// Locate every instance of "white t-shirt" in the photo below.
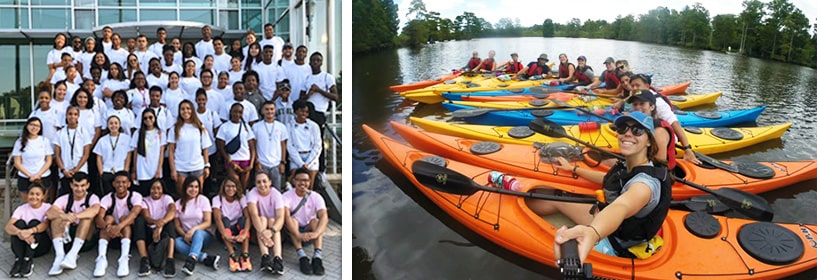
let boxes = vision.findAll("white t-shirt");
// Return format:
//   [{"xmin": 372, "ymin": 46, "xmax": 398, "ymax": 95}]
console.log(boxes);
[
  {"xmin": 101, "ymin": 79, "xmax": 131, "ymax": 109},
  {"xmin": 213, "ymin": 86, "xmax": 233, "ymax": 105},
  {"xmin": 101, "ymin": 40, "xmax": 113, "ymax": 54},
  {"xmin": 180, "ymin": 77, "xmax": 202, "ymax": 98},
  {"xmin": 163, "ymin": 87, "xmax": 186, "ymax": 119},
  {"xmin": 107, "ymin": 48, "xmax": 129, "ymax": 67},
  {"xmin": 80, "ymin": 108, "xmax": 102, "ymax": 136},
  {"xmin": 47, "ymin": 48, "xmax": 67, "ymax": 68},
  {"xmin": 148, "ymin": 42, "xmax": 165, "ymax": 58},
  {"xmin": 255, "ymin": 62, "xmax": 285, "ymax": 101},
  {"xmin": 287, "ymin": 120, "xmax": 321, "ymax": 168},
  {"xmin": 161, "ymin": 63, "xmax": 183, "ymax": 76},
  {"xmin": 134, "ymin": 106, "xmax": 172, "ymax": 135},
  {"xmin": 167, "ymin": 123, "xmax": 212, "ymax": 172},
  {"xmin": 127, "ymin": 87, "xmax": 151, "ymax": 116},
  {"xmin": 253, "ymin": 120, "xmax": 288, "ymax": 167},
  {"xmin": 146, "ymin": 72, "xmax": 169, "ymax": 92},
  {"xmin": 93, "ymin": 133, "xmax": 132, "ymax": 173},
  {"xmin": 220, "ymin": 99, "xmax": 258, "ymax": 123},
  {"xmin": 228, "ymin": 70, "xmax": 245, "ymax": 86},
  {"xmin": 130, "ymin": 128, "xmax": 166, "ymax": 180},
  {"xmin": 304, "ymin": 72, "xmax": 336, "ymax": 112},
  {"xmin": 53, "ymin": 126, "xmax": 93, "ymax": 177},
  {"xmin": 216, "ymin": 121, "xmax": 255, "ymax": 161},
  {"xmin": 212, "ymin": 53, "xmax": 232, "ymax": 74},
  {"xmin": 212, "ymin": 195, "xmax": 247, "ymax": 227},
  {"xmin": 246, "ymin": 188, "xmax": 284, "ymax": 218},
  {"xmin": 196, "ymin": 109, "xmax": 222, "ymax": 156},
  {"xmin": 282, "ymin": 189, "xmax": 326, "ymax": 226},
  {"xmin": 12, "ymin": 137, "xmax": 54, "ymax": 178},
  {"xmin": 258, "ymin": 36, "xmax": 285, "ymax": 62},
  {"xmin": 29, "ymin": 108, "xmax": 63, "ymax": 140},
  {"xmin": 195, "ymin": 40, "xmax": 215, "ymax": 59},
  {"xmin": 78, "ymin": 51, "xmax": 96, "ymax": 80},
  {"xmin": 101, "ymin": 107, "xmax": 136, "ymax": 134},
  {"xmin": 100, "ymin": 191, "xmax": 143, "ymax": 224},
  {"xmin": 134, "ymin": 50, "xmax": 159, "ymax": 76},
  {"xmin": 653, "ymin": 91, "xmax": 679, "ymax": 125},
  {"xmin": 53, "ymin": 193, "xmax": 100, "ymax": 224},
  {"xmin": 282, "ymin": 63, "xmax": 311, "ymax": 101},
  {"xmin": 50, "ymin": 99, "xmax": 69, "ymax": 116},
  {"xmin": 200, "ymin": 88, "xmax": 224, "ymax": 113}
]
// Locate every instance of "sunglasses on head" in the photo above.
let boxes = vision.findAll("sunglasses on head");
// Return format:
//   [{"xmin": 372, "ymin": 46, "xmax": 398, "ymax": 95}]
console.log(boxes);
[{"xmin": 614, "ymin": 124, "xmax": 647, "ymax": 136}]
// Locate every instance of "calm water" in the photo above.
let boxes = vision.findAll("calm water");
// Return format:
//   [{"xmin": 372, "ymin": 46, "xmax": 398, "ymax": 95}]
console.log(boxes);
[{"xmin": 351, "ymin": 37, "xmax": 817, "ymax": 279}]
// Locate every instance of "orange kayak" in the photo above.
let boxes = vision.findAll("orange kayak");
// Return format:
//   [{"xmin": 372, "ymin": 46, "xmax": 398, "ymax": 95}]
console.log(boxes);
[
  {"xmin": 391, "ymin": 121, "xmax": 817, "ymax": 199},
  {"xmin": 658, "ymin": 81, "xmax": 691, "ymax": 95},
  {"xmin": 389, "ymin": 71, "xmax": 462, "ymax": 92},
  {"xmin": 364, "ymin": 124, "xmax": 817, "ymax": 279}
]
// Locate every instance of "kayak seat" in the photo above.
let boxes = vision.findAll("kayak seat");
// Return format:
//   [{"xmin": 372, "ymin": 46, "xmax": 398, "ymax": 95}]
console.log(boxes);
[
  {"xmin": 694, "ymin": 111, "xmax": 722, "ymax": 119},
  {"xmin": 732, "ymin": 161, "xmax": 776, "ymax": 179},
  {"xmin": 529, "ymin": 100, "xmax": 549, "ymax": 107},
  {"xmin": 419, "ymin": 155, "xmax": 447, "ymax": 167},
  {"xmin": 710, "ymin": 128, "xmax": 744, "ymax": 141},
  {"xmin": 684, "ymin": 211, "xmax": 721, "ymax": 238},
  {"xmin": 508, "ymin": 126, "xmax": 535, "ymax": 139},
  {"xmin": 737, "ymin": 222, "xmax": 804, "ymax": 265},
  {"xmin": 530, "ymin": 110, "xmax": 553, "ymax": 117},
  {"xmin": 470, "ymin": 141, "xmax": 501, "ymax": 155},
  {"xmin": 684, "ymin": 127, "xmax": 703, "ymax": 134}
]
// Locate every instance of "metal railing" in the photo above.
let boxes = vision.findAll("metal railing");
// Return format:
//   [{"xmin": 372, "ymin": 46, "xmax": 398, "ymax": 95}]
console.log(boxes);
[
  {"xmin": 3, "ymin": 155, "xmax": 17, "ymax": 241},
  {"xmin": 325, "ymin": 101, "xmax": 342, "ymax": 175}
]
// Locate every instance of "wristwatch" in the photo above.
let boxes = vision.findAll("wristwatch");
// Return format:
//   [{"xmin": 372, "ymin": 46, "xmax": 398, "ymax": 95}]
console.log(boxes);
[{"xmin": 204, "ymin": 163, "xmax": 211, "ymax": 168}]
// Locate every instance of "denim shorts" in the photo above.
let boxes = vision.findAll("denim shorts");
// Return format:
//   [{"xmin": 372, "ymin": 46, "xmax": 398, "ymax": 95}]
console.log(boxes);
[{"xmin": 178, "ymin": 169, "xmax": 204, "ymax": 178}]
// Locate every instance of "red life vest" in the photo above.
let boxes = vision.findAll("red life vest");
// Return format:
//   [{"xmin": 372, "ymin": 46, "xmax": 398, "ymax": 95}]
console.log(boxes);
[
  {"xmin": 507, "ymin": 61, "xmax": 524, "ymax": 74},
  {"xmin": 574, "ymin": 66, "xmax": 593, "ymax": 85},
  {"xmin": 656, "ymin": 119, "xmax": 677, "ymax": 170},
  {"xmin": 525, "ymin": 62, "xmax": 548, "ymax": 77},
  {"xmin": 558, "ymin": 63, "xmax": 574, "ymax": 78},
  {"xmin": 467, "ymin": 58, "xmax": 481, "ymax": 69},
  {"xmin": 602, "ymin": 70, "xmax": 620, "ymax": 89},
  {"xmin": 480, "ymin": 58, "xmax": 495, "ymax": 71}
]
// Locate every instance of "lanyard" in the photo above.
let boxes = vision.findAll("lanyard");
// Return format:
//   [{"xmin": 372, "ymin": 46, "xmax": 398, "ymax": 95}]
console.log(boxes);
[
  {"xmin": 68, "ymin": 128, "xmax": 77, "ymax": 162},
  {"xmin": 264, "ymin": 122, "xmax": 274, "ymax": 141},
  {"xmin": 109, "ymin": 134, "xmax": 121, "ymax": 173}
]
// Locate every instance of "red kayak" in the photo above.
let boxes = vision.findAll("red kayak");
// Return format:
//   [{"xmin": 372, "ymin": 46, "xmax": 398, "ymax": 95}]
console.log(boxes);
[{"xmin": 390, "ymin": 71, "xmax": 462, "ymax": 92}]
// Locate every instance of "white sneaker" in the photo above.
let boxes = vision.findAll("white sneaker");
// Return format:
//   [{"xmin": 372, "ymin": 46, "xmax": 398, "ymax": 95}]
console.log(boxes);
[
  {"xmin": 117, "ymin": 257, "xmax": 130, "ymax": 277},
  {"xmin": 93, "ymin": 256, "xmax": 108, "ymax": 277},
  {"xmin": 48, "ymin": 258, "xmax": 63, "ymax": 276},
  {"xmin": 60, "ymin": 252, "xmax": 78, "ymax": 270}
]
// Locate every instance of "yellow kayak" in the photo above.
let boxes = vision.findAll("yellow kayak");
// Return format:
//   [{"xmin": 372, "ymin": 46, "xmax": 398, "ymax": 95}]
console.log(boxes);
[
  {"xmin": 449, "ymin": 91, "xmax": 722, "ymax": 110},
  {"xmin": 409, "ymin": 116, "xmax": 791, "ymax": 156}
]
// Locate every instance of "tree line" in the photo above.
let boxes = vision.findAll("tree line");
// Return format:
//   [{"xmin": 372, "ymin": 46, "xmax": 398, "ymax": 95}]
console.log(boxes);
[{"xmin": 353, "ymin": 0, "xmax": 817, "ymax": 68}]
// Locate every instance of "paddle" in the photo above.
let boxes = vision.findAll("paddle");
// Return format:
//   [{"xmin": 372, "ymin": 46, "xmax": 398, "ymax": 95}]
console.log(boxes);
[
  {"xmin": 530, "ymin": 87, "xmax": 616, "ymax": 99},
  {"xmin": 412, "ymin": 160, "xmax": 732, "ymax": 214},
  {"xmin": 528, "ymin": 118, "xmax": 774, "ymax": 221},
  {"xmin": 451, "ymin": 106, "xmax": 573, "ymax": 118}
]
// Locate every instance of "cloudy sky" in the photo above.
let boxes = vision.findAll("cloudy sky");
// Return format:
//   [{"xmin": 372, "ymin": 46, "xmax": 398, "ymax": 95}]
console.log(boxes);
[{"xmin": 395, "ymin": 0, "xmax": 817, "ymax": 29}]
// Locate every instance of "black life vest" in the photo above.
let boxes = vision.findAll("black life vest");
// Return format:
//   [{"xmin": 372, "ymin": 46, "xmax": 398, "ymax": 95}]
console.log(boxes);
[
  {"xmin": 64, "ymin": 192, "xmax": 93, "ymax": 214},
  {"xmin": 467, "ymin": 58, "xmax": 481, "ymax": 70},
  {"xmin": 574, "ymin": 66, "xmax": 593, "ymax": 85},
  {"xmin": 105, "ymin": 190, "xmax": 135, "ymax": 216},
  {"xmin": 558, "ymin": 62, "xmax": 574, "ymax": 78},
  {"xmin": 525, "ymin": 62, "xmax": 548, "ymax": 77},
  {"xmin": 507, "ymin": 61, "xmax": 524, "ymax": 74},
  {"xmin": 599, "ymin": 161, "xmax": 672, "ymax": 258},
  {"xmin": 601, "ymin": 70, "xmax": 620, "ymax": 89},
  {"xmin": 480, "ymin": 58, "xmax": 495, "ymax": 71}
]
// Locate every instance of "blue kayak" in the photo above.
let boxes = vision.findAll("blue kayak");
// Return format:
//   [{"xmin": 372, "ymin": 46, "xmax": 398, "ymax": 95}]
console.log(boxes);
[
  {"xmin": 442, "ymin": 83, "xmax": 581, "ymax": 101},
  {"xmin": 442, "ymin": 102, "xmax": 766, "ymax": 127}
]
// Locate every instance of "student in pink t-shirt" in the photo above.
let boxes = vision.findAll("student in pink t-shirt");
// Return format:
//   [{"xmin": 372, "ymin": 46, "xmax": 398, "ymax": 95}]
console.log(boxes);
[
  {"xmin": 247, "ymin": 172, "xmax": 285, "ymax": 275},
  {"xmin": 93, "ymin": 171, "xmax": 144, "ymax": 277},
  {"xmin": 212, "ymin": 177, "xmax": 252, "ymax": 272},
  {"xmin": 45, "ymin": 172, "xmax": 101, "ymax": 276},
  {"xmin": 133, "ymin": 179, "xmax": 177, "ymax": 277},
  {"xmin": 174, "ymin": 176, "xmax": 220, "ymax": 275},
  {"xmin": 5, "ymin": 184, "xmax": 53, "ymax": 278},
  {"xmin": 283, "ymin": 168, "xmax": 328, "ymax": 276}
]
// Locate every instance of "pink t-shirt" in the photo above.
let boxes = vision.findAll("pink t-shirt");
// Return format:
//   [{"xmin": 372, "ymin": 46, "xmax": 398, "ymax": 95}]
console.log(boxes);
[
  {"xmin": 212, "ymin": 195, "xmax": 247, "ymax": 227},
  {"xmin": 246, "ymin": 188, "xmax": 284, "ymax": 219},
  {"xmin": 53, "ymin": 193, "xmax": 100, "ymax": 224},
  {"xmin": 282, "ymin": 189, "xmax": 326, "ymax": 226},
  {"xmin": 100, "ymin": 191, "xmax": 144, "ymax": 224},
  {"xmin": 175, "ymin": 195, "xmax": 212, "ymax": 232},
  {"xmin": 12, "ymin": 202, "xmax": 52, "ymax": 223},
  {"xmin": 143, "ymin": 194, "xmax": 175, "ymax": 228}
]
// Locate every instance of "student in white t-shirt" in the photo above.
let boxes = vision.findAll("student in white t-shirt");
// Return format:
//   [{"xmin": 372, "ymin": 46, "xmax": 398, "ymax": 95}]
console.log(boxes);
[
  {"xmin": 29, "ymin": 88, "xmax": 63, "ymax": 140},
  {"xmin": 5, "ymin": 184, "xmax": 52, "ymax": 278},
  {"xmin": 100, "ymin": 90, "xmax": 136, "ymax": 135},
  {"xmin": 216, "ymin": 103, "xmax": 256, "ymax": 190},
  {"xmin": 287, "ymin": 101, "xmax": 321, "ymax": 189},
  {"xmin": 54, "ymin": 107, "xmax": 93, "ymax": 197},
  {"xmin": 180, "ymin": 60, "xmax": 202, "ymax": 98},
  {"xmin": 134, "ymin": 179, "xmax": 177, "ymax": 277},
  {"xmin": 51, "ymin": 81, "xmax": 70, "ymax": 116},
  {"xmin": 283, "ymin": 168, "xmax": 328, "ymax": 276},
  {"xmin": 254, "ymin": 101, "xmax": 288, "ymax": 192},
  {"xmin": 161, "ymin": 45, "xmax": 183, "ymax": 76},
  {"xmin": 212, "ymin": 37, "xmax": 231, "ymax": 74},
  {"xmin": 174, "ymin": 177, "xmax": 220, "ymax": 275},
  {"xmin": 93, "ymin": 171, "xmax": 144, "ymax": 277},
  {"xmin": 12, "ymin": 117, "xmax": 54, "ymax": 203},
  {"xmin": 127, "ymin": 71, "xmax": 151, "ymax": 117},
  {"xmin": 195, "ymin": 25, "xmax": 215, "ymax": 59},
  {"xmin": 212, "ymin": 177, "xmax": 251, "ymax": 272},
  {"xmin": 301, "ymin": 52, "xmax": 337, "ymax": 174},
  {"xmin": 94, "ymin": 115, "xmax": 132, "ymax": 196},
  {"xmin": 168, "ymin": 100, "xmax": 212, "ymax": 197},
  {"xmin": 163, "ymin": 72, "xmax": 186, "ymax": 119},
  {"xmin": 47, "ymin": 33, "xmax": 70, "ymax": 71},
  {"xmin": 256, "ymin": 45, "xmax": 285, "ymax": 101},
  {"xmin": 227, "ymin": 56, "xmax": 245, "ymax": 85},
  {"xmin": 214, "ymin": 71, "xmax": 233, "ymax": 103},
  {"xmin": 195, "ymin": 89, "xmax": 223, "ymax": 161},
  {"xmin": 45, "ymin": 172, "xmax": 100, "ymax": 276},
  {"xmin": 273, "ymin": 80, "xmax": 296, "ymax": 127},
  {"xmin": 247, "ymin": 172, "xmax": 286, "ymax": 274},
  {"xmin": 146, "ymin": 57, "xmax": 169, "ymax": 92},
  {"xmin": 220, "ymin": 81, "xmax": 258, "ymax": 124},
  {"xmin": 101, "ymin": 62, "xmax": 130, "ymax": 109},
  {"xmin": 131, "ymin": 108, "xmax": 166, "ymax": 197}
]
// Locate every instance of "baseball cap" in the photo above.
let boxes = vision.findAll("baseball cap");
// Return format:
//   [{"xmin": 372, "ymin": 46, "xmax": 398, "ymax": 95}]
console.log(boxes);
[
  {"xmin": 538, "ymin": 53, "xmax": 549, "ymax": 61},
  {"xmin": 627, "ymin": 89, "xmax": 657, "ymax": 105},
  {"xmin": 510, "ymin": 53, "xmax": 518, "ymax": 57},
  {"xmin": 577, "ymin": 55, "xmax": 586, "ymax": 61},
  {"xmin": 614, "ymin": 111, "xmax": 655, "ymax": 136},
  {"xmin": 604, "ymin": 57, "xmax": 615, "ymax": 64},
  {"xmin": 283, "ymin": 42, "xmax": 294, "ymax": 49},
  {"xmin": 631, "ymin": 73, "xmax": 652, "ymax": 85}
]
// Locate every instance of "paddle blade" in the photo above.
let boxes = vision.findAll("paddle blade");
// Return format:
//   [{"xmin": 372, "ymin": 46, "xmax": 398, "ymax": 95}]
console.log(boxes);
[
  {"xmin": 711, "ymin": 188, "xmax": 774, "ymax": 221},
  {"xmin": 695, "ymin": 152, "xmax": 739, "ymax": 173},
  {"xmin": 411, "ymin": 161, "xmax": 480, "ymax": 196},
  {"xmin": 678, "ymin": 195, "xmax": 731, "ymax": 213},
  {"xmin": 529, "ymin": 118, "xmax": 568, "ymax": 138}
]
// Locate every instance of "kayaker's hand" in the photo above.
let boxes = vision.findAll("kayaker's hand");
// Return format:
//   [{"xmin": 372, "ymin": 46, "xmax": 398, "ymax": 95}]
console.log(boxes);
[
  {"xmin": 685, "ymin": 149, "xmax": 701, "ymax": 165},
  {"xmin": 554, "ymin": 225, "xmax": 597, "ymax": 264},
  {"xmin": 554, "ymin": 157, "xmax": 573, "ymax": 171}
]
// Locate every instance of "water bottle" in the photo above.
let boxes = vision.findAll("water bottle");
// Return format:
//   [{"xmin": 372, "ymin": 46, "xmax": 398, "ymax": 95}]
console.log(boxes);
[{"xmin": 487, "ymin": 171, "xmax": 521, "ymax": 191}]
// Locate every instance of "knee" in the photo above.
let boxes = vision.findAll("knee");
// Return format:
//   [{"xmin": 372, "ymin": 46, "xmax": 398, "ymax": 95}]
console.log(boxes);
[{"xmin": 14, "ymin": 219, "xmax": 27, "ymax": 229}]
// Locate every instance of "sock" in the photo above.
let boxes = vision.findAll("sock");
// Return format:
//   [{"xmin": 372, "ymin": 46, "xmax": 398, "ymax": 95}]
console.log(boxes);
[
  {"xmin": 98, "ymin": 239, "xmax": 109, "ymax": 257},
  {"xmin": 52, "ymin": 238, "xmax": 65, "ymax": 259},
  {"xmin": 314, "ymin": 249, "xmax": 322, "ymax": 259},
  {"xmin": 120, "ymin": 238, "xmax": 131, "ymax": 261},
  {"xmin": 67, "ymin": 239, "xmax": 84, "ymax": 257},
  {"xmin": 296, "ymin": 248, "xmax": 306, "ymax": 258}
]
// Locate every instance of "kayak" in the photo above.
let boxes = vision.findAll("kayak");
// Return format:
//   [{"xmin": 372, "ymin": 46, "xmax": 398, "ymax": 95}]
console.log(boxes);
[
  {"xmin": 448, "ymin": 91, "xmax": 722, "ymax": 110},
  {"xmin": 408, "ymin": 116, "xmax": 792, "ymax": 156},
  {"xmin": 442, "ymin": 102, "xmax": 766, "ymax": 127},
  {"xmin": 442, "ymin": 81, "xmax": 692, "ymax": 102},
  {"xmin": 364, "ymin": 124, "xmax": 817, "ymax": 279},
  {"xmin": 390, "ymin": 121, "xmax": 817, "ymax": 199},
  {"xmin": 389, "ymin": 71, "xmax": 462, "ymax": 92}
]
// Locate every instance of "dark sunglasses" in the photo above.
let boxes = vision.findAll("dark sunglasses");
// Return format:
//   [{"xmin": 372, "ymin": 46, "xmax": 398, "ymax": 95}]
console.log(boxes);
[
  {"xmin": 614, "ymin": 124, "xmax": 647, "ymax": 136},
  {"xmin": 617, "ymin": 66, "xmax": 625, "ymax": 70}
]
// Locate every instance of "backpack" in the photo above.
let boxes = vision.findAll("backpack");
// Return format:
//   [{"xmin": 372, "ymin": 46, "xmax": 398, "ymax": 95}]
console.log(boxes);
[
  {"xmin": 65, "ymin": 192, "xmax": 92, "ymax": 214},
  {"xmin": 105, "ymin": 191, "xmax": 135, "ymax": 216}
]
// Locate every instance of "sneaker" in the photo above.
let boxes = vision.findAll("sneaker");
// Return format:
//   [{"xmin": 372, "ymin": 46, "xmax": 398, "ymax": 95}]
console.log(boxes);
[
  {"xmin": 9, "ymin": 258, "xmax": 22, "ymax": 277},
  {"xmin": 19, "ymin": 258, "xmax": 33, "ymax": 278},
  {"xmin": 163, "ymin": 259, "xmax": 176, "ymax": 278},
  {"xmin": 259, "ymin": 254, "xmax": 272, "ymax": 272},
  {"xmin": 48, "ymin": 257, "xmax": 64, "ymax": 276},
  {"xmin": 298, "ymin": 256, "xmax": 312, "ymax": 275},
  {"xmin": 93, "ymin": 256, "xmax": 108, "ymax": 277},
  {"xmin": 240, "ymin": 253, "xmax": 252, "ymax": 272},
  {"xmin": 312, "ymin": 258, "xmax": 325, "ymax": 276},
  {"xmin": 272, "ymin": 256, "xmax": 284, "ymax": 275},
  {"xmin": 60, "ymin": 252, "xmax": 78, "ymax": 270},
  {"xmin": 181, "ymin": 257, "xmax": 196, "ymax": 275},
  {"xmin": 138, "ymin": 257, "xmax": 151, "ymax": 276},
  {"xmin": 117, "ymin": 257, "xmax": 130, "ymax": 277},
  {"xmin": 203, "ymin": 255, "xmax": 220, "ymax": 271},
  {"xmin": 228, "ymin": 254, "xmax": 240, "ymax": 272}
]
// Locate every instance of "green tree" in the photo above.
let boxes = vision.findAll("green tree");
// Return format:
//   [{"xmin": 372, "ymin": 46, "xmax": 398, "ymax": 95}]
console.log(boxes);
[
  {"xmin": 406, "ymin": 0, "xmax": 427, "ymax": 21},
  {"xmin": 382, "ymin": 0, "xmax": 400, "ymax": 37},
  {"xmin": 542, "ymin": 19, "xmax": 555, "ymax": 37},
  {"xmin": 679, "ymin": 3, "xmax": 711, "ymax": 48},
  {"xmin": 352, "ymin": 0, "xmax": 397, "ymax": 53},
  {"xmin": 738, "ymin": 0, "xmax": 764, "ymax": 55},
  {"xmin": 402, "ymin": 19, "xmax": 429, "ymax": 47},
  {"xmin": 610, "ymin": 15, "xmax": 636, "ymax": 40},
  {"xmin": 711, "ymin": 14, "xmax": 739, "ymax": 51}
]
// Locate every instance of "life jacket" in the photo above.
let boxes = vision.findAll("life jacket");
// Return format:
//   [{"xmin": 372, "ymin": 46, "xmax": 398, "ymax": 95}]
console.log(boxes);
[
  {"xmin": 558, "ymin": 62, "xmax": 574, "ymax": 78},
  {"xmin": 64, "ymin": 192, "xmax": 93, "ymax": 214},
  {"xmin": 574, "ymin": 66, "xmax": 593, "ymax": 85},
  {"xmin": 655, "ymin": 119, "xmax": 677, "ymax": 170},
  {"xmin": 480, "ymin": 58, "xmax": 495, "ymax": 71},
  {"xmin": 599, "ymin": 161, "xmax": 672, "ymax": 258},
  {"xmin": 467, "ymin": 58, "xmax": 481, "ymax": 70},
  {"xmin": 525, "ymin": 62, "xmax": 548, "ymax": 77},
  {"xmin": 506, "ymin": 61, "xmax": 524, "ymax": 74},
  {"xmin": 602, "ymin": 70, "xmax": 620, "ymax": 89},
  {"xmin": 105, "ymin": 190, "xmax": 135, "ymax": 216}
]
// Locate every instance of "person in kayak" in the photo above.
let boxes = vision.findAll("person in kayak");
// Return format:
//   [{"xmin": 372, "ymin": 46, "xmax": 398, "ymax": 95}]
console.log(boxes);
[
  {"xmin": 460, "ymin": 51, "xmax": 481, "ymax": 71},
  {"xmin": 474, "ymin": 50, "xmax": 497, "ymax": 72},
  {"xmin": 516, "ymin": 53, "xmax": 553, "ymax": 80},
  {"xmin": 564, "ymin": 55, "xmax": 597, "ymax": 86},
  {"xmin": 531, "ymin": 112, "xmax": 672, "ymax": 263},
  {"xmin": 627, "ymin": 90, "xmax": 677, "ymax": 170},
  {"xmin": 496, "ymin": 53, "xmax": 524, "ymax": 74},
  {"xmin": 590, "ymin": 57, "xmax": 623, "ymax": 95},
  {"xmin": 553, "ymin": 53, "xmax": 575, "ymax": 83}
]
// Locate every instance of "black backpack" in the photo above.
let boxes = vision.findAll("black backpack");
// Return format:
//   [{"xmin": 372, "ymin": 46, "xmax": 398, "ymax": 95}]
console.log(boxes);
[
  {"xmin": 64, "ymin": 192, "xmax": 93, "ymax": 214},
  {"xmin": 105, "ymin": 191, "xmax": 135, "ymax": 216}
]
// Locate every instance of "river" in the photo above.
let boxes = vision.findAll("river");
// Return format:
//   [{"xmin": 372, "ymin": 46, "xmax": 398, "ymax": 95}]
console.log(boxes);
[{"xmin": 351, "ymin": 37, "xmax": 817, "ymax": 279}]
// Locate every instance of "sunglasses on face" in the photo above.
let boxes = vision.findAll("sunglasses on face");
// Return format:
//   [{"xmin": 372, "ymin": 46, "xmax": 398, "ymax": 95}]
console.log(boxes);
[
  {"xmin": 617, "ymin": 66, "xmax": 625, "ymax": 70},
  {"xmin": 614, "ymin": 124, "xmax": 647, "ymax": 136}
]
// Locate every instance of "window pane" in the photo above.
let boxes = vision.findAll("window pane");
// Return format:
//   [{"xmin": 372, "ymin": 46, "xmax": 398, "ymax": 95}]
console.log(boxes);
[
  {"xmin": 216, "ymin": 0, "xmax": 238, "ymax": 9},
  {"xmin": 99, "ymin": 9, "xmax": 137, "ymax": 25},
  {"xmin": 99, "ymin": 0, "xmax": 136, "ymax": 7},
  {"xmin": 30, "ymin": 0, "xmax": 69, "ymax": 5},
  {"xmin": 241, "ymin": 8, "xmax": 260, "ymax": 32},
  {"xmin": 140, "ymin": 0, "xmax": 177, "ymax": 8},
  {"xmin": 180, "ymin": 0, "xmax": 213, "ymax": 7},
  {"xmin": 139, "ymin": 9, "xmax": 176, "ymax": 21},
  {"xmin": 0, "ymin": 44, "xmax": 34, "ymax": 120},
  {"xmin": 74, "ymin": 0, "xmax": 93, "ymax": 7},
  {"xmin": 218, "ymin": 10, "xmax": 238, "ymax": 30},
  {"xmin": 75, "ymin": 10, "xmax": 94, "ymax": 29},
  {"xmin": 0, "ymin": 8, "xmax": 22, "ymax": 28},
  {"xmin": 240, "ymin": 0, "xmax": 259, "ymax": 8},
  {"xmin": 180, "ymin": 9, "xmax": 214, "ymax": 25},
  {"xmin": 275, "ymin": 12, "xmax": 289, "ymax": 41},
  {"xmin": 31, "ymin": 8, "xmax": 71, "ymax": 29}
]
